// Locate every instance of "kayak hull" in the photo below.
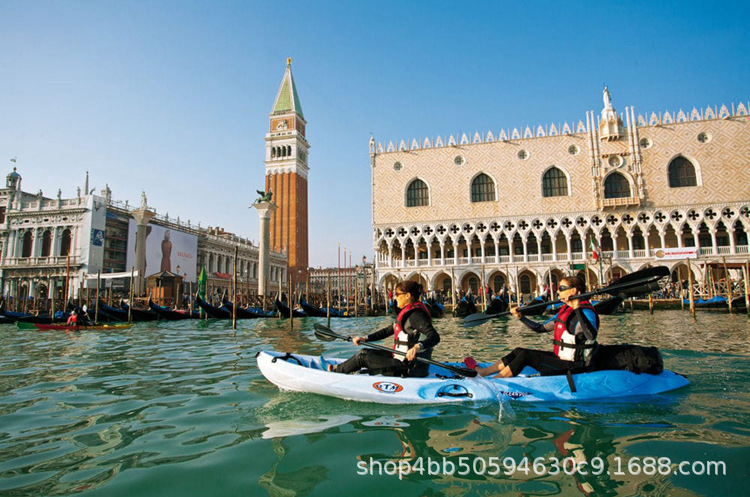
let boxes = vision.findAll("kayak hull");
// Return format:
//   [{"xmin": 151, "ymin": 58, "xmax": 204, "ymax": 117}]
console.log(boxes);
[
  {"xmin": 17, "ymin": 322, "xmax": 134, "ymax": 332},
  {"xmin": 256, "ymin": 350, "xmax": 689, "ymax": 405}
]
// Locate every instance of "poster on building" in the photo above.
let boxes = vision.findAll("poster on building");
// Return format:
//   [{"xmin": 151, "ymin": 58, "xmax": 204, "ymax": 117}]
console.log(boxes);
[
  {"xmin": 653, "ymin": 247, "xmax": 698, "ymax": 261},
  {"xmin": 125, "ymin": 220, "xmax": 198, "ymax": 282}
]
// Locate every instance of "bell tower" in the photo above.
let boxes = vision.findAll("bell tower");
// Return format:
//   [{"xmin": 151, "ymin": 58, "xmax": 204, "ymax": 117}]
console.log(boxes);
[{"xmin": 265, "ymin": 58, "xmax": 309, "ymax": 283}]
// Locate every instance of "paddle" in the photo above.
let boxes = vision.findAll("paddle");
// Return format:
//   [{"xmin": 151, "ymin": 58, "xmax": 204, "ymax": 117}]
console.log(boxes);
[
  {"xmin": 313, "ymin": 323, "xmax": 478, "ymax": 378},
  {"xmin": 462, "ymin": 266, "xmax": 670, "ymax": 328}
]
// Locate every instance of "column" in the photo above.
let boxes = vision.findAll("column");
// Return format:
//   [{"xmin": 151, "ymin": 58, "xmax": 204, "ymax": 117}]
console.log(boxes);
[
  {"xmin": 494, "ymin": 239, "xmax": 500, "ymax": 264},
  {"xmin": 710, "ymin": 229, "xmax": 718, "ymax": 255},
  {"xmin": 522, "ymin": 235, "xmax": 528, "ymax": 263},
  {"xmin": 566, "ymin": 234, "xmax": 572, "ymax": 261},
  {"xmin": 480, "ymin": 238, "xmax": 486, "ymax": 264},
  {"xmin": 426, "ymin": 240, "xmax": 432, "ymax": 267},
  {"xmin": 440, "ymin": 242, "xmax": 445, "ymax": 266},
  {"xmin": 400, "ymin": 245, "xmax": 406, "ymax": 268},
  {"xmin": 627, "ymin": 234, "xmax": 634, "ymax": 259},
  {"xmin": 131, "ymin": 209, "xmax": 156, "ymax": 294},
  {"xmin": 552, "ymin": 235, "xmax": 558, "ymax": 262},
  {"xmin": 253, "ymin": 200, "xmax": 277, "ymax": 297}
]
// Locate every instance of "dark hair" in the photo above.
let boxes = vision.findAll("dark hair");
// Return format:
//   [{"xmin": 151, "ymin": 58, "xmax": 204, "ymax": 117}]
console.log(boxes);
[
  {"xmin": 396, "ymin": 280, "xmax": 422, "ymax": 301},
  {"xmin": 561, "ymin": 276, "xmax": 585, "ymax": 293}
]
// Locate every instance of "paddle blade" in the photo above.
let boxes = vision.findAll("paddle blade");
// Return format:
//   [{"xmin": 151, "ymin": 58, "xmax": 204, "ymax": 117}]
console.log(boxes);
[
  {"xmin": 463, "ymin": 312, "xmax": 507, "ymax": 328},
  {"xmin": 313, "ymin": 328, "xmax": 337, "ymax": 342},
  {"xmin": 313, "ymin": 323, "xmax": 350, "ymax": 342},
  {"xmin": 616, "ymin": 265, "xmax": 669, "ymax": 284}
]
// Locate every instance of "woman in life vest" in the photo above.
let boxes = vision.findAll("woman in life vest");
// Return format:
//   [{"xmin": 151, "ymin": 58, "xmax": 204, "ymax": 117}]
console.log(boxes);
[
  {"xmin": 466, "ymin": 276, "xmax": 599, "ymax": 378},
  {"xmin": 329, "ymin": 280, "xmax": 440, "ymax": 377}
]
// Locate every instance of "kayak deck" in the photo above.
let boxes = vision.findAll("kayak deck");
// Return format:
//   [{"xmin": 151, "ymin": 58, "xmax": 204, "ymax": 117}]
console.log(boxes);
[{"xmin": 256, "ymin": 350, "xmax": 689, "ymax": 405}]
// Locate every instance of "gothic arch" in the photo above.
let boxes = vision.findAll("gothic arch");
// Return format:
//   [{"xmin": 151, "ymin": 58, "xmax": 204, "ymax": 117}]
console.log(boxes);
[
  {"xmin": 602, "ymin": 170, "xmax": 635, "ymax": 199},
  {"xmin": 469, "ymin": 172, "xmax": 497, "ymax": 202},
  {"xmin": 666, "ymin": 154, "xmax": 701, "ymax": 187},
  {"xmin": 405, "ymin": 177, "xmax": 430, "ymax": 207},
  {"xmin": 541, "ymin": 165, "xmax": 570, "ymax": 197}
]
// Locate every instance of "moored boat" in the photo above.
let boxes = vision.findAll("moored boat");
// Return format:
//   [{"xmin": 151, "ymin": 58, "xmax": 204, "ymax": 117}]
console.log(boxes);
[
  {"xmin": 424, "ymin": 299, "xmax": 445, "ymax": 319},
  {"xmin": 453, "ymin": 298, "xmax": 477, "ymax": 318},
  {"xmin": 148, "ymin": 300, "xmax": 198, "ymax": 320},
  {"xmin": 299, "ymin": 299, "xmax": 348, "ymax": 318},
  {"xmin": 119, "ymin": 301, "xmax": 159, "ymax": 321},
  {"xmin": 195, "ymin": 296, "xmax": 232, "ymax": 319},
  {"xmin": 256, "ymin": 350, "xmax": 689, "ymax": 404},
  {"xmin": 222, "ymin": 300, "xmax": 277, "ymax": 319},
  {"xmin": 275, "ymin": 298, "xmax": 306, "ymax": 318}
]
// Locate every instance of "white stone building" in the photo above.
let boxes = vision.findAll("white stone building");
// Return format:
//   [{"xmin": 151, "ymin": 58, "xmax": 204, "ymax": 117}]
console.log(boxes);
[{"xmin": 370, "ymin": 89, "xmax": 750, "ymax": 299}]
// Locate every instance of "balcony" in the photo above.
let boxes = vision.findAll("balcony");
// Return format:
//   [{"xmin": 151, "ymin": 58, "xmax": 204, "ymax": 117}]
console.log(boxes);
[
  {"xmin": 2, "ymin": 256, "xmax": 79, "ymax": 268},
  {"xmin": 602, "ymin": 196, "xmax": 639, "ymax": 208}
]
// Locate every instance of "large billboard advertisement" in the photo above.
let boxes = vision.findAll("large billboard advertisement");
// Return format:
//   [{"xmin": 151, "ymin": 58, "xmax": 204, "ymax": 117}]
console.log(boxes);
[{"xmin": 125, "ymin": 221, "xmax": 198, "ymax": 282}]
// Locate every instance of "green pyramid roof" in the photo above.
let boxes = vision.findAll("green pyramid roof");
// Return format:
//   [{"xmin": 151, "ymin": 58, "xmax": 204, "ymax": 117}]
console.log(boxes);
[{"xmin": 272, "ymin": 61, "xmax": 304, "ymax": 119}]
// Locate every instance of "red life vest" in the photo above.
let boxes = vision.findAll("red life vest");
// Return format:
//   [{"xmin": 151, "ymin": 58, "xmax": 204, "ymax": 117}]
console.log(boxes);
[
  {"xmin": 552, "ymin": 301, "xmax": 598, "ymax": 361},
  {"xmin": 393, "ymin": 302, "xmax": 431, "ymax": 360}
]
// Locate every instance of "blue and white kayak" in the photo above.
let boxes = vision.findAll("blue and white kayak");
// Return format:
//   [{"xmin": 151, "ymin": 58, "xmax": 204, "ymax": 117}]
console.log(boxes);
[{"xmin": 256, "ymin": 350, "xmax": 689, "ymax": 405}]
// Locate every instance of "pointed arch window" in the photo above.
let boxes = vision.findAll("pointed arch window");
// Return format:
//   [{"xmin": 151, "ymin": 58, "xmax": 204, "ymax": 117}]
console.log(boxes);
[
  {"xmin": 603, "ymin": 172, "xmax": 631, "ymax": 198},
  {"xmin": 542, "ymin": 167, "xmax": 568, "ymax": 197},
  {"xmin": 668, "ymin": 156, "xmax": 697, "ymax": 187},
  {"xmin": 471, "ymin": 174, "xmax": 495, "ymax": 202},
  {"xmin": 406, "ymin": 179, "xmax": 429, "ymax": 207}
]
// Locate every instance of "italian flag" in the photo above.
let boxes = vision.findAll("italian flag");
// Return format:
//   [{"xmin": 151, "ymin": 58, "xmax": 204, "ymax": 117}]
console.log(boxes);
[{"xmin": 590, "ymin": 238, "xmax": 600, "ymax": 261}]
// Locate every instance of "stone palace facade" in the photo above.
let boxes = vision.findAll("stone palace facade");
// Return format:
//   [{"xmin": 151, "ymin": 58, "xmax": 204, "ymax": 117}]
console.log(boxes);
[{"xmin": 370, "ymin": 88, "xmax": 750, "ymax": 298}]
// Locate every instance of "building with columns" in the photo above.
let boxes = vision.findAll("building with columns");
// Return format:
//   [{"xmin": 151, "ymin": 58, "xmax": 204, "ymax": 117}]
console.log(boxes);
[
  {"xmin": 264, "ymin": 58, "xmax": 310, "ymax": 284},
  {"xmin": 370, "ymin": 89, "xmax": 750, "ymax": 299},
  {"xmin": 0, "ymin": 168, "xmax": 287, "ymax": 307}
]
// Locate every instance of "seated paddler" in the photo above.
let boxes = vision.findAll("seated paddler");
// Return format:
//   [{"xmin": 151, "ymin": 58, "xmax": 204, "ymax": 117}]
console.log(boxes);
[
  {"xmin": 465, "ymin": 276, "xmax": 599, "ymax": 378},
  {"xmin": 329, "ymin": 280, "xmax": 440, "ymax": 377}
]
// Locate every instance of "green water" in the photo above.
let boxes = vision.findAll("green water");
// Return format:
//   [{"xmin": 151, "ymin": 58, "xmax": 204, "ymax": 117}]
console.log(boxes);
[{"xmin": 0, "ymin": 311, "xmax": 748, "ymax": 496}]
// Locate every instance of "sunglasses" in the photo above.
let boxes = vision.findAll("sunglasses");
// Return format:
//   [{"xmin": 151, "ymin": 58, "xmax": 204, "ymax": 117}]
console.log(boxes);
[
  {"xmin": 395, "ymin": 292, "xmax": 408, "ymax": 297},
  {"xmin": 557, "ymin": 285, "xmax": 573, "ymax": 291}
]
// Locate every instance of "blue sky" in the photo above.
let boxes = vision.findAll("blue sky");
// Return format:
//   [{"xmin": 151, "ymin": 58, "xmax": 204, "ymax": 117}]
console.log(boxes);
[{"xmin": 1, "ymin": 0, "xmax": 748, "ymax": 267}]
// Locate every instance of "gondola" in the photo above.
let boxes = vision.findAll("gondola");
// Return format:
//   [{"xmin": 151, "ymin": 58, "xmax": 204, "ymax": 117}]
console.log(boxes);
[
  {"xmin": 119, "ymin": 301, "xmax": 159, "ymax": 321},
  {"xmin": 485, "ymin": 297, "xmax": 509, "ymax": 315},
  {"xmin": 518, "ymin": 296, "xmax": 549, "ymax": 316},
  {"xmin": 195, "ymin": 296, "xmax": 232, "ymax": 319},
  {"xmin": 98, "ymin": 302, "xmax": 129, "ymax": 321},
  {"xmin": 682, "ymin": 295, "xmax": 747, "ymax": 311},
  {"xmin": 148, "ymin": 300, "xmax": 199, "ymax": 320},
  {"xmin": 299, "ymin": 299, "xmax": 348, "ymax": 318},
  {"xmin": 423, "ymin": 299, "xmax": 445, "ymax": 319},
  {"xmin": 222, "ymin": 300, "xmax": 277, "ymax": 319},
  {"xmin": 275, "ymin": 298, "xmax": 306, "ymax": 318},
  {"xmin": 453, "ymin": 298, "xmax": 478, "ymax": 318}
]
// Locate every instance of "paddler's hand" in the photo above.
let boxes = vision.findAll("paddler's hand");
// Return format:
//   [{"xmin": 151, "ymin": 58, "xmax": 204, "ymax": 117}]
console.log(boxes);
[
  {"xmin": 510, "ymin": 305, "xmax": 522, "ymax": 319},
  {"xmin": 405, "ymin": 343, "xmax": 421, "ymax": 361},
  {"xmin": 352, "ymin": 336, "xmax": 366, "ymax": 346}
]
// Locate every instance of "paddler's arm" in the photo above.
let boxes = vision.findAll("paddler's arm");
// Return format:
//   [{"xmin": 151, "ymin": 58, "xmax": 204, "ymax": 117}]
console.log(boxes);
[
  {"xmin": 406, "ymin": 312, "xmax": 440, "ymax": 350},
  {"xmin": 573, "ymin": 308, "xmax": 598, "ymax": 341},
  {"xmin": 510, "ymin": 305, "xmax": 554, "ymax": 333},
  {"xmin": 353, "ymin": 324, "xmax": 394, "ymax": 345}
]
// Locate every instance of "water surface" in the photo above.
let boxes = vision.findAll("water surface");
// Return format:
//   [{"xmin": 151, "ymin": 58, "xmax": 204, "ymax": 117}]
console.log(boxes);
[{"xmin": 1, "ymin": 310, "xmax": 748, "ymax": 496}]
